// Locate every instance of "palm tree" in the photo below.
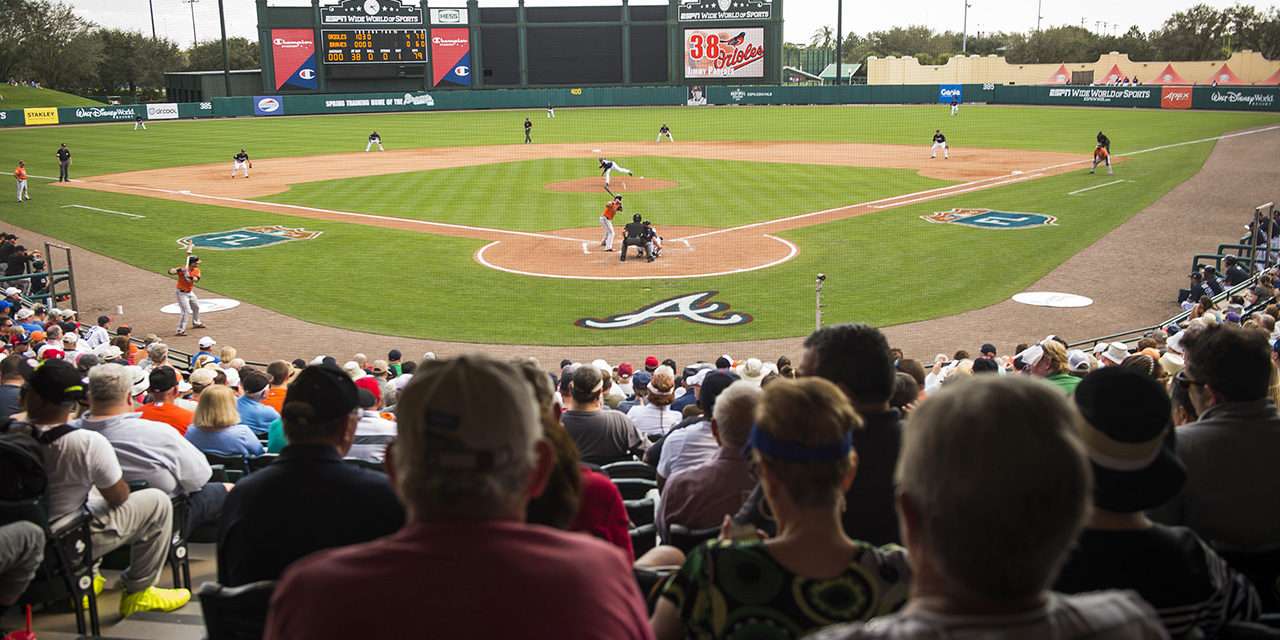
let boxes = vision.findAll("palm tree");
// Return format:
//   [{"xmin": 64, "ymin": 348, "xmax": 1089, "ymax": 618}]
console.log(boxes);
[{"xmin": 811, "ymin": 25, "xmax": 835, "ymax": 49}]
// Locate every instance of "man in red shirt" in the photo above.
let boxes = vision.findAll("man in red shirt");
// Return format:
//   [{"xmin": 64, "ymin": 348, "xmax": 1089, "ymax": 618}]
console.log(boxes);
[
  {"xmin": 265, "ymin": 355, "xmax": 653, "ymax": 640},
  {"xmin": 138, "ymin": 368, "xmax": 193, "ymax": 435}
]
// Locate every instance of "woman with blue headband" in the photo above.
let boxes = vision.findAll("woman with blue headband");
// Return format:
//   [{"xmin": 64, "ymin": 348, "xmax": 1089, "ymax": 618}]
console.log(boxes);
[{"xmin": 651, "ymin": 377, "xmax": 912, "ymax": 640}]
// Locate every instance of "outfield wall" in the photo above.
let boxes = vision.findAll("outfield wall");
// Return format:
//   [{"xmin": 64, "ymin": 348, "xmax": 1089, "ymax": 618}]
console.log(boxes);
[{"xmin": 3, "ymin": 84, "xmax": 1277, "ymax": 127}]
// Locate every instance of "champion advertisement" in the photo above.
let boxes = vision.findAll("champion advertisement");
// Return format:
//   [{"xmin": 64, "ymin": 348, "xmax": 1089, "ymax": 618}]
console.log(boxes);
[
  {"xmin": 684, "ymin": 28, "xmax": 765, "ymax": 79},
  {"xmin": 430, "ymin": 28, "xmax": 472, "ymax": 87},
  {"xmin": 272, "ymin": 28, "xmax": 318, "ymax": 90}
]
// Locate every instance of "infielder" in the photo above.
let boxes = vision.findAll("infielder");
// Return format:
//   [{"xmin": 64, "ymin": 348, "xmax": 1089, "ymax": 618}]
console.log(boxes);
[
  {"xmin": 134, "ymin": 114, "xmax": 146, "ymax": 130},
  {"xmin": 949, "ymin": 99, "xmax": 959, "ymax": 116},
  {"xmin": 524, "ymin": 118, "xmax": 532, "ymax": 144},
  {"xmin": 1091, "ymin": 131, "xmax": 1113, "ymax": 175},
  {"xmin": 169, "ymin": 254, "xmax": 205, "ymax": 335},
  {"xmin": 598, "ymin": 158, "xmax": 633, "ymax": 186},
  {"xmin": 930, "ymin": 130, "xmax": 949, "ymax": 159},
  {"xmin": 656, "ymin": 124, "xmax": 674, "ymax": 143},
  {"xmin": 366, "ymin": 131, "xmax": 384, "ymax": 152},
  {"xmin": 600, "ymin": 195, "xmax": 622, "ymax": 252},
  {"xmin": 13, "ymin": 161, "xmax": 29, "ymax": 203},
  {"xmin": 231, "ymin": 149, "xmax": 252, "ymax": 178}
]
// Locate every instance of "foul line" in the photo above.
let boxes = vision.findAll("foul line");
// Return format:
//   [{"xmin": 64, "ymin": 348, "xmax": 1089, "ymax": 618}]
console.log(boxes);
[
  {"xmin": 673, "ymin": 124, "xmax": 1280, "ymax": 242},
  {"xmin": 580, "ymin": 241, "xmax": 589, "ymax": 255},
  {"xmin": 69, "ymin": 180, "xmax": 583, "ymax": 244},
  {"xmin": 60, "ymin": 204, "xmax": 144, "ymax": 219},
  {"xmin": 474, "ymin": 234, "xmax": 799, "ymax": 281},
  {"xmin": 871, "ymin": 173, "xmax": 1044, "ymax": 209},
  {"xmin": 1068, "ymin": 180, "xmax": 1127, "ymax": 196}
]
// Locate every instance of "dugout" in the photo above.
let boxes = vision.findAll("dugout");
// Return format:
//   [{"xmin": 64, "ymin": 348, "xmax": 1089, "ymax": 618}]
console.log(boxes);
[{"xmin": 255, "ymin": 0, "xmax": 783, "ymax": 95}]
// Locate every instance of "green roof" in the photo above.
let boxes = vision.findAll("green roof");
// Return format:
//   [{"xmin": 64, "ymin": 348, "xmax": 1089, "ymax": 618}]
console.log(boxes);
[{"xmin": 819, "ymin": 63, "xmax": 862, "ymax": 80}]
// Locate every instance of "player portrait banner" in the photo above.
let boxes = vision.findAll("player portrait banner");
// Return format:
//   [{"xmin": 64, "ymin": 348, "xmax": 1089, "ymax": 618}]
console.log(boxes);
[
  {"xmin": 431, "ymin": 28, "xmax": 472, "ymax": 87},
  {"xmin": 687, "ymin": 85, "xmax": 707, "ymax": 106},
  {"xmin": 678, "ymin": 0, "xmax": 772, "ymax": 22},
  {"xmin": 272, "ymin": 28, "xmax": 318, "ymax": 90},
  {"xmin": 684, "ymin": 28, "xmax": 765, "ymax": 79},
  {"xmin": 320, "ymin": 0, "xmax": 422, "ymax": 25}
]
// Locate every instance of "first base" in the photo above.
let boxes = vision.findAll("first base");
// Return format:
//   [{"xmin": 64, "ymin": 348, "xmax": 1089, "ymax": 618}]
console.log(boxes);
[
  {"xmin": 591, "ymin": 148, "xmax": 602, "ymax": 153},
  {"xmin": 1011, "ymin": 170, "xmax": 1024, "ymax": 175}
]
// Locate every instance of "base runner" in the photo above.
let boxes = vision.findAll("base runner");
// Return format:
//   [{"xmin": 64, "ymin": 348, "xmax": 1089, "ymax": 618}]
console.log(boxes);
[
  {"xmin": 1091, "ymin": 131, "xmax": 1113, "ymax": 175},
  {"xmin": 231, "ymin": 149, "xmax": 252, "ymax": 178},
  {"xmin": 169, "ymin": 254, "xmax": 205, "ymax": 336},
  {"xmin": 365, "ymin": 131, "xmax": 384, "ymax": 152},
  {"xmin": 600, "ymin": 196, "xmax": 622, "ymax": 252},
  {"xmin": 656, "ymin": 124, "xmax": 674, "ymax": 143},
  {"xmin": 930, "ymin": 130, "xmax": 949, "ymax": 159},
  {"xmin": 599, "ymin": 158, "xmax": 633, "ymax": 186}
]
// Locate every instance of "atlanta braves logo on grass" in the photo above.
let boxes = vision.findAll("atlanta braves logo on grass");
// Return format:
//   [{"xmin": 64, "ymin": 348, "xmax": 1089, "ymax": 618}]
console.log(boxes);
[
  {"xmin": 922, "ymin": 208, "xmax": 1057, "ymax": 230},
  {"xmin": 576, "ymin": 291, "xmax": 753, "ymax": 329},
  {"xmin": 178, "ymin": 225, "xmax": 322, "ymax": 251}
]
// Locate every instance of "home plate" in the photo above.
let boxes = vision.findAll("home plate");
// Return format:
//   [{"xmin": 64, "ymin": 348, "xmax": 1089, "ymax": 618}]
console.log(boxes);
[
  {"xmin": 160, "ymin": 298, "xmax": 241, "ymax": 314},
  {"xmin": 1012, "ymin": 292, "xmax": 1093, "ymax": 308}
]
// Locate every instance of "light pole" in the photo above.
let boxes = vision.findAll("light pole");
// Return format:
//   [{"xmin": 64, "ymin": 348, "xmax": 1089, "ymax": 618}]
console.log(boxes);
[
  {"xmin": 184, "ymin": 0, "xmax": 199, "ymax": 45},
  {"xmin": 835, "ymin": 0, "xmax": 842, "ymax": 85},
  {"xmin": 962, "ymin": 0, "xmax": 972, "ymax": 54},
  {"xmin": 1036, "ymin": 0, "xmax": 1043, "ymax": 31},
  {"xmin": 148, "ymin": 0, "xmax": 157, "ymax": 39},
  {"xmin": 218, "ymin": 0, "xmax": 231, "ymax": 97}
]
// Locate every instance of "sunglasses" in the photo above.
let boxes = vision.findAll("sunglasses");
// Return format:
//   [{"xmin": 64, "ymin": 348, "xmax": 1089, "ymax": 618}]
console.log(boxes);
[{"xmin": 1174, "ymin": 370, "xmax": 1205, "ymax": 390}]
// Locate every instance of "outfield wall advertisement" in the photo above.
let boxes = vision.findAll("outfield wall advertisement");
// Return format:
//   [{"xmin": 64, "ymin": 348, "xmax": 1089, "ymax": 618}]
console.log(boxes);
[
  {"xmin": 430, "ymin": 29, "xmax": 472, "ymax": 88},
  {"xmin": 271, "ymin": 28, "xmax": 319, "ymax": 91},
  {"xmin": 684, "ymin": 28, "xmax": 765, "ymax": 78},
  {"xmin": 1194, "ymin": 87, "xmax": 1280, "ymax": 111},
  {"xmin": 994, "ymin": 85, "xmax": 1160, "ymax": 108}
]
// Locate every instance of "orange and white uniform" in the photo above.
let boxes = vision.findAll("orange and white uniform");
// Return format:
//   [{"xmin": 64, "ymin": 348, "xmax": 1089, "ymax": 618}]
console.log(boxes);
[
  {"xmin": 172, "ymin": 263, "xmax": 202, "ymax": 333},
  {"xmin": 1091, "ymin": 146, "xmax": 1112, "ymax": 175},
  {"xmin": 14, "ymin": 164, "xmax": 29, "ymax": 202},
  {"xmin": 600, "ymin": 199, "xmax": 622, "ymax": 251}
]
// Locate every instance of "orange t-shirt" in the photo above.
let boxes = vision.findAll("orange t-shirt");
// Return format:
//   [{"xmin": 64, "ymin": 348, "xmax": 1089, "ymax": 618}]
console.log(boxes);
[
  {"xmin": 263, "ymin": 386, "xmax": 287, "ymax": 414},
  {"xmin": 139, "ymin": 402, "xmax": 194, "ymax": 436},
  {"xmin": 176, "ymin": 266, "xmax": 200, "ymax": 293},
  {"xmin": 14, "ymin": 167, "xmax": 27, "ymax": 181},
  {"xmin": 603, "ymin": 201, "xmax": 621, "ymax": 221}
]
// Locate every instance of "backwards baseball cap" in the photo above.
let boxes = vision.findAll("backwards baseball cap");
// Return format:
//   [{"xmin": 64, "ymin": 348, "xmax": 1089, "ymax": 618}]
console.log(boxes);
[
  {"xmin": 28, "ymin": 359, "xmax": 85, "ymax": 404},
  {"xmin": 240, "ymin": 368, "xmax": 270, "ymax": 394},
  {"xmin": 283, "ymin": 364, "xmax": 359, "ymax": 428},
  {"xmin": 396, "ymin": 355, "xmax": 539, "ymax": 472},
  {"xmin": 617, "ymin": 362, "xmax": 634, "ymax": 377},
  {"xmin": 1074, "ymin": 367, "xmax": 1185, "ymax": 513}
]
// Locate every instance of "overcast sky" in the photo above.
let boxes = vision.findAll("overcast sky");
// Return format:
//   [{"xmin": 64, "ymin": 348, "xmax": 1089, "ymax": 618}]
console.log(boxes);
[{"xmin": 64, "ymin": 0, "xmax": 1279, "ymax": 49}]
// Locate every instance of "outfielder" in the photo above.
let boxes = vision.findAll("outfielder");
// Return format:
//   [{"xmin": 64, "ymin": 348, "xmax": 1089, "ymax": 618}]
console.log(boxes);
[
  {"xmin": 13, "ymin": 161, "xmax": 29, "ymax": 203},
  {"xmin": 366, "ymin": 131, "xmax": 384, "ymax": 152},
  {"xmin": 546, "ymin": 104, "xmax": 555, "ymax": 118},
  {"xmin": 169, "ymin": 254, "xmax": 205, "ymax": 336},
  {"xmin": 231, "ymin": 149, "xmax": 251, "ymax": 178},
  {"xmin": 949, "ymin": 99, "xmax": 959, "ymax": 116},
  {"xmin": 656, "ymin": 124, "xmax": 674, "ymax": 143},
  {"xmin": 134, "ymin": 114, "xmax": 146, "ymax": 130},
  {"xmin": 930, "ymin": 130, "xmax": 949, "ymax": 159},
  {"xmin": 1091, "ymin": 131, "xmax": 1112, "ymax": 175},
  {"xmin": 599, "ymin": 158, "xmax": 633, "ymax": 186},
  {"xmin": 524, "ymin": 118, "xmax": 532, "ymax": 144},
  {"xmin": 600, "ymin": 195, "xmax": 622, "ymax": 252}
]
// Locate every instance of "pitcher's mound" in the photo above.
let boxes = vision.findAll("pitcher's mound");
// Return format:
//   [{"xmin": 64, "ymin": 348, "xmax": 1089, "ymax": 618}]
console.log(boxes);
[{"xmin": 545, "ymin": 177, "xmax": 679, "ymax": 193}]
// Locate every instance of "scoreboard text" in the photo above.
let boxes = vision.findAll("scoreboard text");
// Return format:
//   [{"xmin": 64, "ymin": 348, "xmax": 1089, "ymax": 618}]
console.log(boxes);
[{"xmin": 323, "ymin": 29, "xmax": 427, "ymax": 64}]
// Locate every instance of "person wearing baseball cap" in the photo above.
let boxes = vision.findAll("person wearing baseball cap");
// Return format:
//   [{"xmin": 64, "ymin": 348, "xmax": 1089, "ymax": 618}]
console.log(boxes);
[
  {"xmin": 22, "ymin": 359, "xmax": 193, "ymax": 616},
  {"xmin": 264, "ymin": 354, "xmax": 652, "ymax": 638},
  {"xmin": 169, "ymin": 254, "xmax": 204, "ymax": 336},
  {"xmin": 217, "ymin": 364, "xmax": 405, "ymax": 588},
  {"xmin": 137, "ymin": 366, "xmax": 194, "ymax": 435},
  {"xmin": 561, "ymin": 364, "xmax": 647, "ymax": 465},
  {"xmin": 644, "ymin": 355, "xmax": 660, "ymax": 374},
  {"xmin": 188, "ymin": 336, "xmax": 220, "ymax": 369},
  {"xmin": 1054, "ymin": 368, "xmax": 1260, "ymax": 637},
  {"xmin": 236, "ymin": 367, "xmax": 280, "ymax": 436}
]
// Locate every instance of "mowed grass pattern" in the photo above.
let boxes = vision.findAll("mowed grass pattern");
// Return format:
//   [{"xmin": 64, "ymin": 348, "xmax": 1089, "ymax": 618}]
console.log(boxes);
[
  {"xmin": 0, "ymin": 105, "xmax": 1275, "ymax": 344},
  {"xmin": 261, "ymin": 158, "xmax": 951, "ymax": 231}
]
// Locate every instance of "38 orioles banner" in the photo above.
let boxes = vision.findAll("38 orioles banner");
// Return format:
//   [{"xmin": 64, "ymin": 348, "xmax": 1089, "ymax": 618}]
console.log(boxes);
[{"xmin": 684, "ymin": 28, "xmax": 764, "ymax": 78}]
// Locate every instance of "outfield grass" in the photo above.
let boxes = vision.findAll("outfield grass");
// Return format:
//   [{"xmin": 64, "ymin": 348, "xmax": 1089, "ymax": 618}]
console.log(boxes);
[
  {"xmin": 0, "ymin": 85, "xmax": 102, "ymax": 109},
  {"xmin": 261, "ymin": 158, "xmax": 951, "ymax": 231},
  {"xmin": 0, "ymin": 105, "xmax": 1274, "ymax": 345}
]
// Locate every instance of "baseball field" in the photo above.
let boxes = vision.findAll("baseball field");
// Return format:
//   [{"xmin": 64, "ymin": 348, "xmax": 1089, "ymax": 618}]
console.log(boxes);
[{"xmin": 1, "ymin": 104, "xmax": 1278, "ymax": 349}]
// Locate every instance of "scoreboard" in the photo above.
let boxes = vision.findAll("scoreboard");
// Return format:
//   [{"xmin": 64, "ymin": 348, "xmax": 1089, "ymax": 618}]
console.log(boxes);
[{"xmin": 323, "ymin": 29, "xmax": 427, "ymax": 64}]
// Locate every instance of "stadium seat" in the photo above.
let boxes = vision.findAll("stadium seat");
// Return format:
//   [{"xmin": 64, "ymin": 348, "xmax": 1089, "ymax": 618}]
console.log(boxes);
[
  {"xmin": 100, "ymin": 484, "xmax": 192, "ymax": 590},
  {"xmin": 602, "ymin": 460, "xmax": 657, "ymax": 481},
  {"xmin": 197, "ymin": 580, "xmax": 275, "ymax": 640},
  {"xmin": 1218, "ymin": 547, "xmax": 1280, "ymax": 612},
  {"xmin": 632, "ymin": 567, "xmax": 676, "ymax": 614},
  {"xmin": 247, "ymin": 453, "xmax": 278, "ymax": 473},
  {"xmin": 204, "ymin": 452, "xmax": 248, "ymax": 482},
  {"xmin": 0, "ymin": 497, "xmax": 100, "ymax": 638},
  {"xmin": 1223, "ymin": 622, "xmax": 1280, "ymax": 639},
  {"xmin": 665, "ymin": 523, "xmax": 720, "ymax": 553},
  {"xmin": 611, "ymin": 478, "xmax": 657, "ymax": 501},
  {"xmin": 630, "ymin": 523, "xmax": 657, "ymax": 558},
  {"xmin": 625, "ymin": 498, "xmax": 655, "ymax": 528}
]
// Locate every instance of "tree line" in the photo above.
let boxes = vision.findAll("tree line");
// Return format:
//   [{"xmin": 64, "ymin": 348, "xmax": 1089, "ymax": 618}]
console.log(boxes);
[
  {"xmin": 795, "ymin": 3, "xmax": 1280, "ymax": 68},
  {"xmin": 0, "ymin": 0, "xmax": 259, "ymax": 99}
]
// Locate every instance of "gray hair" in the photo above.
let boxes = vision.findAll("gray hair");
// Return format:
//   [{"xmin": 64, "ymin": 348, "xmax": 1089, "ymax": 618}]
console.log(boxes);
[
  {"xmin": 711, "ymin": 381, "xmax": 759, "ymax": 448},
  {"xmin": 897, "ymin": 376, "xmax": 1091, "ymax": 601},
  {"xmin": 87, "ymin": 363, "xmax": 133, "ymax": 406},
  {"xmin": 147, "ymin": 342, "xmax": 169, "ymax": 363}
]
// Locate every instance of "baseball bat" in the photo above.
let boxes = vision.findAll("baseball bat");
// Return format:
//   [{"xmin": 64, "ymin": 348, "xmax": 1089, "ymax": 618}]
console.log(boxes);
[{"xmin": 604, "ymin": 185, "xmax": 617, "ymax": 198}]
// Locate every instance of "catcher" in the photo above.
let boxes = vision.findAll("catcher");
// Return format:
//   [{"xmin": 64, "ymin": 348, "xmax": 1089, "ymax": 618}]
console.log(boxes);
[
  {"xmin": 1091, "ymin": 131, "xmax": 1112, "ymax": 175},
  {"xmin": 643, "ymin": 220, "xmax": 663, "ymax": 259},
  {"xmin": 232, "ymin": 149, "xmax": 252, "ymax": 178}
]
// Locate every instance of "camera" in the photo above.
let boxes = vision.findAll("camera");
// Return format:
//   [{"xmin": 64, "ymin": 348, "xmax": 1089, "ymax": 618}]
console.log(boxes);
[{"xmin": 816, "ymin": 273, "xmax": 826, "ymax": 282}]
